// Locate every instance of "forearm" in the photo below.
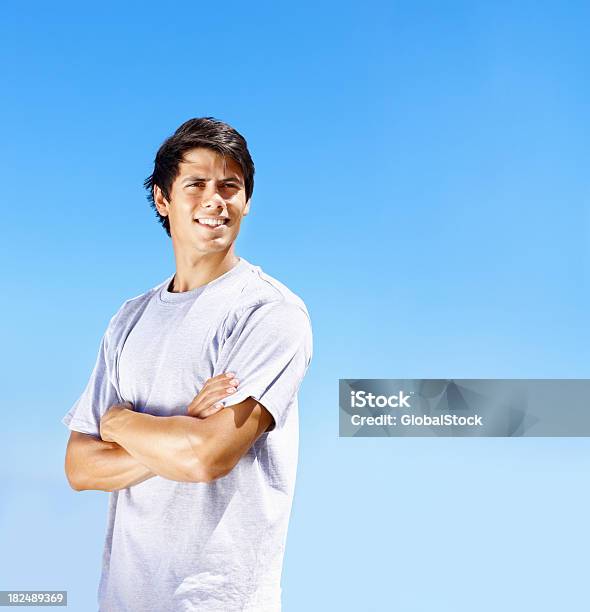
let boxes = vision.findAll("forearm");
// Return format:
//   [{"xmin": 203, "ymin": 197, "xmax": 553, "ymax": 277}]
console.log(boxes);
[
  {"xmin": 69, "ymin": 436, "xmax": 156, "ymax": 492},
  {"xmin": 104, "ymin": 409, "xmax": 203, "ymax": 482}
]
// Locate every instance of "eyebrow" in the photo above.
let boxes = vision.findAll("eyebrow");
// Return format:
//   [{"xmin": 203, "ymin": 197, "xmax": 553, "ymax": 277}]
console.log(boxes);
[{"xmin": 182, "ymin": 175, "xmax": 243, "ymax": 185}]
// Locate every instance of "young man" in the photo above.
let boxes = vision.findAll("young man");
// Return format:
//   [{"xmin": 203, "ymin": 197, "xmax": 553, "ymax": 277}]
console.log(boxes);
[{"xmin": 62, "ymin": 117, "xmax": 313, "ymax": 612}]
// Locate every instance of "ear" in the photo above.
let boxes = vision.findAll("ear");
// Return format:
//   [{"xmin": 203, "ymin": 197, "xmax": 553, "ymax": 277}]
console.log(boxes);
[
  {"xmin": 243, "ymin": 198, "xmax": 251, "ymax": 216},
  {"xmin": 154, "ymin": 185, "xmax": 170, "ymax": 217}
]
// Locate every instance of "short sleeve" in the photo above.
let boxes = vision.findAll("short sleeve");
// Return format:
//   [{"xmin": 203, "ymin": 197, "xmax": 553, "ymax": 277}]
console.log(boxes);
[
  {"xmin": 61, "ymin": 313, "xmax": 122, "ymax": 438},
  {"xmin": 213, "ymin": 300, "xmax": 313, "ymax": 433}
]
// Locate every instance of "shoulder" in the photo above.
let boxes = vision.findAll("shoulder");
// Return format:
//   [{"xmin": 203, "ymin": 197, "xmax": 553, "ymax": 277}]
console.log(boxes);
[
  {"xmin": 231, "ymin": 260, "xmax": 312, "ymax": 328},
  {"xmin": 104, "ymin": 276, "xmax": 170, "ymax": 337}
]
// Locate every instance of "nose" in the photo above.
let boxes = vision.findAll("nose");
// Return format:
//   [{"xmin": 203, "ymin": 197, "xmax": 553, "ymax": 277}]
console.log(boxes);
[{"xmin": 200, "ymin": 190, "xmax": 227, "ymax": 214}]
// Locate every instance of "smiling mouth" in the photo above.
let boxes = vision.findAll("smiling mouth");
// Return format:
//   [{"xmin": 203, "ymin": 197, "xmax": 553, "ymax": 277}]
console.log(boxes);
[{"xmin": 194, "ymin": 219, "xmax": 229, "ymax": 230}]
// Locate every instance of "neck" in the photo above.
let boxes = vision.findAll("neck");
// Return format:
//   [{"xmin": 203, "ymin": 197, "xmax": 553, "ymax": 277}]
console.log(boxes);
[{"xmin": 168, "ymin": 251, "xmax": 240, "ymax": 293}]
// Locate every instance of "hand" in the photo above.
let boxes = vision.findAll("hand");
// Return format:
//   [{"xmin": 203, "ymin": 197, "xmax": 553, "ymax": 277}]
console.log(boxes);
[
  {"xmin": 100, "ymin": 401, "xmax": 134, "ymax": 442},
  {"xmin": 186, "ymin": 373, "xmax": 239, "ymax": 419}
]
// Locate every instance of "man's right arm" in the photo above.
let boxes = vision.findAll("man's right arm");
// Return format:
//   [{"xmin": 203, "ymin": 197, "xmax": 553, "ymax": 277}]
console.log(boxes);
[
  {"xmin": 65, "ymin": 431, "xmax": 157, "ymax": 492},
  {"xmin": 64, "ymin": 374, "xmax": 239, "ymax": 492}
]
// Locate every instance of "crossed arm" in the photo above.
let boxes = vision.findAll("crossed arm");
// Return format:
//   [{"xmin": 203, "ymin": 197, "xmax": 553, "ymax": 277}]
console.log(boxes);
[
  {"xmin": 65, "ymin": 302, "xmax": 310, "ymax": 493},
  {"xmin": 65, "ymin": 397, "xmax": 274, "ymax": 492}
]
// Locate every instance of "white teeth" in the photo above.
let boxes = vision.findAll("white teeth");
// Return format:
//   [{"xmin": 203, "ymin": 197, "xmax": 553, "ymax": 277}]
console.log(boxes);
[{"xmin": 197, "ymin": 218, "xmax": 226, "ymax": 226}]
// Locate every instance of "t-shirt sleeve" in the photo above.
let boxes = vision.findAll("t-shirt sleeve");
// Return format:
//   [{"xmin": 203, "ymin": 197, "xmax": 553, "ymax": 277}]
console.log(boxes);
[
  {"xmin": 61, "ymin": 313, "xmax": 122, "ymax": 438},
  {"xmin": 213, "ymin": 300, "xmax": 313, "ymax": 433}
]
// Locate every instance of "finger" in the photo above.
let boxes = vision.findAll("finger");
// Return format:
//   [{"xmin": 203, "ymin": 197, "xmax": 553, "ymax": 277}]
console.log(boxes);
[
  {"xmin": 188, "ymin": 399, "xmax": 225, "ymax": 419},
  {"xmin": 204, "ymin": 372, "xmax": 236, "ymax": 387},
  {"xmin": 188, "ymin": 375, "xmax": 236, "ymax": 406},
  {"xmin": 194, "ymin": 381, "xmax": 239, "ymax": 412},
  {"xmin": 198, "ymin": 403, "xmax": 226, "ymax": 418},
  {"xmin": 187, "ymin": 380, "xmax": 240, "ymax": 417},
  {"xmin": 195, "ymin": 377, "xmax": 239, "ymax": 404},
  {"xmin": 208, "ymin": 377, "xmax": 239, "ymax": 393},
  {"xmin": 191, "ymin": 373, "xmax": 236, "ymax": 403},
  {"xmin": 203, "ymin": 379, "xmax": 239, "ymax": 403}
]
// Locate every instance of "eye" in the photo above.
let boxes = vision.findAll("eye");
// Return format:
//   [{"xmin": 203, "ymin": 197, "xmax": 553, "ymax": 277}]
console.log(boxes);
[{"xmin": 188, "ymin": 181, "xmax": 206, "ymax": 188}]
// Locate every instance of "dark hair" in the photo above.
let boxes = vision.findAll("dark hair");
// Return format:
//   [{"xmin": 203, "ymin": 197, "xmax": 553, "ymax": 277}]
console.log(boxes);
[{"xmin": 143, "ymin": 117, "xmax": 255, "ymax": 237}]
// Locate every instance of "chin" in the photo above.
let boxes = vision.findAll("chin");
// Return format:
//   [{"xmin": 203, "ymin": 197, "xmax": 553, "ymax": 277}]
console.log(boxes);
[{"xmin": 193, "ymin": 241, "xmax": 230, "ymax": 253}]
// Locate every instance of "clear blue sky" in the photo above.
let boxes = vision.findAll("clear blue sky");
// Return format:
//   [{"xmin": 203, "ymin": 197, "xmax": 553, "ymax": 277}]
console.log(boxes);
[{"xmin": 2, "ymin": 1, "xmax": 589, "ymax": 610}]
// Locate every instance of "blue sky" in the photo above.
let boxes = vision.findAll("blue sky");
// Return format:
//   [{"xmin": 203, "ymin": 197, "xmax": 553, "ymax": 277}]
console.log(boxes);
[{"xmin": 1, "ymin": 1, "xmax": 589, "ymax": 610}]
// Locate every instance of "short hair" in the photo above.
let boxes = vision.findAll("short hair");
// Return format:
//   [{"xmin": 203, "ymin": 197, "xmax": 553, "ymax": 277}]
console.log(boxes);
[{"xmin": 143, "ymin": 117, "xmax": 255, "ymax": 237}]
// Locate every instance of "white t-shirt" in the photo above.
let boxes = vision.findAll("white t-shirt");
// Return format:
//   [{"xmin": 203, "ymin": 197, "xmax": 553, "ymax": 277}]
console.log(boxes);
[{"xmin": 62, "ymin": 257, "xmax": 313, "ymax": 611}]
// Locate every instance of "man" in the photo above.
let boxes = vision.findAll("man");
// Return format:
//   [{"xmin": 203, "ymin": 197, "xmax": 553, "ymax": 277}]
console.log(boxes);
[{"xmin": 62, "ymin": 117, "xmax": 313, "ymax": 612}]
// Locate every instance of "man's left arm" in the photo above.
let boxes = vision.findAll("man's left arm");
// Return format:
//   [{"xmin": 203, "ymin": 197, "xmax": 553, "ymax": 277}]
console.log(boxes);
[{"xmin": 100, "ymin": 399, "xmax": 273, "ymax": 483}]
